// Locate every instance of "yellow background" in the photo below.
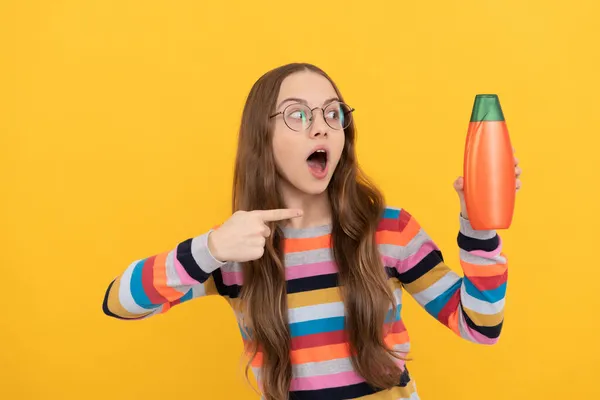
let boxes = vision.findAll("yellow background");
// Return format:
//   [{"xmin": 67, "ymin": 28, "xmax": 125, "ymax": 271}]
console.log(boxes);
[{"xmin": 2, "ymin": 0, "xmax": 599, "ymax": 398}]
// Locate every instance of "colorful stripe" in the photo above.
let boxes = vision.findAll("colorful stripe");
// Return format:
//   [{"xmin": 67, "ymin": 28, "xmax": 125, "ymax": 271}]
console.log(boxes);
[{"xmin": 103, "ymin": 206, "xmax": 507, "ymax": 399}]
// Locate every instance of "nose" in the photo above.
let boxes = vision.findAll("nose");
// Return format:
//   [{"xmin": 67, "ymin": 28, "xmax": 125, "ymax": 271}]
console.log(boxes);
[{"xmin": 308, "ymin": 109, "xmax": 329, "ymax": 139}]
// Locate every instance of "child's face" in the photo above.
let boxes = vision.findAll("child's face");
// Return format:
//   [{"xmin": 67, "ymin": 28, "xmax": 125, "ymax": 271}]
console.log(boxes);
[{"xmin": 271, "ymin": 71, "xmax": 346, "ymax": 196}]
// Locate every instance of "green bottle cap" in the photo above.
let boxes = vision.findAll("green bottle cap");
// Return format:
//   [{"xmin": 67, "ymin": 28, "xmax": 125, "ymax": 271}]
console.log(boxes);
[{"xmin": 470, "ymin": 94, "xmax": 505, "ymax": 122}]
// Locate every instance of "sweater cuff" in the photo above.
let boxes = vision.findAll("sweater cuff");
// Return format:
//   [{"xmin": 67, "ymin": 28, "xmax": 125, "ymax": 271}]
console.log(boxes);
[
  {"xmin": 459, "ymin": 214, "xmax": 497, "ymax": 240},
  {"xmin": 191, "ymin": 230, "xmax": 227, "ymax": 274}
]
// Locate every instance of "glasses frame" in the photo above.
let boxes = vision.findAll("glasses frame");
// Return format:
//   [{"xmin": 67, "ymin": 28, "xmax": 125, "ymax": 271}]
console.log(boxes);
[{"xmin": 269, "ymin": 101, "xmax": 355, "ymax": 132}]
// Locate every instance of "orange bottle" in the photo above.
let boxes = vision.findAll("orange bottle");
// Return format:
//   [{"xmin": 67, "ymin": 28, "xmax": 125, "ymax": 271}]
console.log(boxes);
[{"xmin": 463, "ymin": 94, "xmax": 515, "ymax": 230}]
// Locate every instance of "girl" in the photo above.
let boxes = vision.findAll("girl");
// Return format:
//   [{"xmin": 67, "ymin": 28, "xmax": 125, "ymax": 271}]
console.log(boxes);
[{"xmin": 102, "ymin": 63, "xmax": 521, "ymax": 400}]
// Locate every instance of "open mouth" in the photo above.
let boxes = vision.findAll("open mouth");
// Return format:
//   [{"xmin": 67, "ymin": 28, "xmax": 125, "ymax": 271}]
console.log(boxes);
[{"xmin": 307, "ymin": 149, "xmax": 328, "ymax": 175}]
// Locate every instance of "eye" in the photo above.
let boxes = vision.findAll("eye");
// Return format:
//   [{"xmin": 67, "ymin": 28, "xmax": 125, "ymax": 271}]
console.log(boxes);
[
  {"xmin": 289, "ymin": 110, "xmax": 307, "ymax": 120},
  {"xmin": 286, "ymin": 106, "xmax": 311, "ymax": 123},
  {"xmin": 325, "ymin": 109, "xmax": 340, "ymax": 120}
]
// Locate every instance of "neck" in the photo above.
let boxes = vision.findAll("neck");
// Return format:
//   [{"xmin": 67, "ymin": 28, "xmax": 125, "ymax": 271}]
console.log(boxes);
[{"xmin": 279, "ymin": 181, "xmax": 331, "ymax": 230}]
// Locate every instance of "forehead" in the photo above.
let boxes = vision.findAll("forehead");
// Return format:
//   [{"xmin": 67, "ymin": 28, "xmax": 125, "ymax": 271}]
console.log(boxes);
[{"xmin": 276, "ymin": 71, "xmax": 338, "ymax": 106}]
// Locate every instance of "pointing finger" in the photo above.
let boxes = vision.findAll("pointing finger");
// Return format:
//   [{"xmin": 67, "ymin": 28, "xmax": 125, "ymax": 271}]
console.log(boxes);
[{"xmin": 255, "ymin": 209, "xmax": 304, "ymax": 222}]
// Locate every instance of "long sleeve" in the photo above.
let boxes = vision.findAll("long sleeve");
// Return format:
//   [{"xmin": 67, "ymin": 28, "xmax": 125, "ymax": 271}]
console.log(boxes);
[
  {"xmin": 102, "ymin": 230, "xmax": 227, "ymax": 320},
  {"xmin": 393, "ymin": 209, "xmax": 507, "ymax": 344}
]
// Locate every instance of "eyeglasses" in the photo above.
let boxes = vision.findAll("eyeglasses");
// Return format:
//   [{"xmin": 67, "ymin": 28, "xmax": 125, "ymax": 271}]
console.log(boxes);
[{"xmin": 269, "ymin": 101, "xmax": 355, "ymax": 132}]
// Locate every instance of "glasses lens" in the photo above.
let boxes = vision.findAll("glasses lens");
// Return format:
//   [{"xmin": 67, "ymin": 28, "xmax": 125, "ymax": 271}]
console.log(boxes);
[
  {"xmin": 324, "ymin": 102, "xmax": 352, "ymax": 130},
  {"xmin": 284, "ymin": 104, "xmax": 312, "ymax": 131}
]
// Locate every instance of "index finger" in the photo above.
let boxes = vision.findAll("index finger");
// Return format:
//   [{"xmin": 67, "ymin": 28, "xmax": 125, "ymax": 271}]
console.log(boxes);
[{"xmin": 254, "ymin": 209, "xmax": 303, "ymax": 222}]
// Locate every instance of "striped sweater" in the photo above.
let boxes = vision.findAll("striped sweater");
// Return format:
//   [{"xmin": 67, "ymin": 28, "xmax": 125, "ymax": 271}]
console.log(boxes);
[{"xmin": 103, "ymin": 207, "xmax": 508, "ymax": 399}]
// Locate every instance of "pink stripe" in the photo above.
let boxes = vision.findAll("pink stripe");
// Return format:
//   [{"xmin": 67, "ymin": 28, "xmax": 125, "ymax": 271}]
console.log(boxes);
[
  {"xmin": 285, "ymin": 261, "xmax": 338, "ymax": 280},
  {"xmin": 397, "ymin": 241, "xmax": 440, "ymax": 274},
  {"xmin": 469, "ymin": 237, "xmax": 503, "ymax": 258},
  {"xmin": 382, "ymin": 255, "xmax": 401, "ymax": 269},
  {"xmin": 290, "ymin": 370, "xmax": 365, "ymax": 391},
  {"xmin": 221, "ymin": 270, "xmax": 243, "ymax": 286},
  {"xmin": 460, "ymin": 312, "xmax": 498, "ymax": 345},
  {"xmin": 173, "ymin": 254, "xmax": 200, "ymax": 286}
]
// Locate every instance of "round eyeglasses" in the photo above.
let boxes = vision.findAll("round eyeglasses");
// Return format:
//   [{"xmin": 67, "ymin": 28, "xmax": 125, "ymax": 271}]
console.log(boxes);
[{"xmin": 269, "ymin": 101, "xmax": 354, "ymax": 132}]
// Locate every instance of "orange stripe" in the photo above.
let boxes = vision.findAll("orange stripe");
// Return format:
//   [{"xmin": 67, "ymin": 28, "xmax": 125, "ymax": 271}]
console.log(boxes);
[
  {"xmin": 284, "ymin": 235, "xmax": 331, "ymax": 253},
  {"xmin": 447, "ymin": 309, "xmax": 460, "ymax": 335},
  {"xmin": 153, "ymin": 251, "xmax": 187, "ymax": 301},
  {"xmin": 291, "ymin": 342, "xmax": 350, "ymax": 364},
  {"xmin": 376, "ymin": 231, "xmax": 405, "ymax": 246},
  {"xmin": 251, "ymin": 342, "xmax": 351, "ymax": 368},
  {"xmin": 461, "ymin": 259, "xmax": 507, "ymax": 277},
  {"xmin": 384, "ymin": 331, "xmax": 410, "ymax": 347},
  {"xmin": 250, "ymin": 331, "xmax": 411, "ymax": 369}
]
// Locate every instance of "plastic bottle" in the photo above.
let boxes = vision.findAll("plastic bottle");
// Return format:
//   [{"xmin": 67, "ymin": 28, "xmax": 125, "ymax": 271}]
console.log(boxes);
[{"xmin": 463, "ymin": 94, "xmax": 515, "ymax": 230}]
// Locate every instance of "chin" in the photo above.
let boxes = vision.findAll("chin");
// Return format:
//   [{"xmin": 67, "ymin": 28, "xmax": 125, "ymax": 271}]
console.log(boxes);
[
  {"xmin": 301, "ymin": 182, "xmax": 330, "ymax": 195},
  {"xmin": 287, "ymin": 177, "xmax": 331, "ymax": 196}
]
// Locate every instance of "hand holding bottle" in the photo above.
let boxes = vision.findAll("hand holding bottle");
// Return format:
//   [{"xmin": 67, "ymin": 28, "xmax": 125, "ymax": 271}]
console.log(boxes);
[{"xmin": 454, "ymin": 148, "xmax": 522, "ymax": 220}]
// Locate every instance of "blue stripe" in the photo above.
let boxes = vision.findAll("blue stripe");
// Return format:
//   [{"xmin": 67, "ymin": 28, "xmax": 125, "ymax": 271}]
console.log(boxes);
[
  {"xmin": 239, "ymin": 324, "xmax": 252, "ymax": 340},
  {"xmin": 130, "ymin": 259, "xmax": 157, "ymax": 309},
  {"xmin": 383, "ymin": 207, "xmax": 401, "ymax": 219},
  {"xmin": 289, "ymin": 316, "xmax": 345, "ymax": 337},
  {"xmin": 288, "ymin": 304, "xmax": 403, "ymax": 337},
  {"xmin": 464, "ymin": 278, "xmax": 506, "ymax": 303},
  {"xmin": 424, "ymin": 278, "xmax": 463, "ymax": 318},
  {"xmin": 385, "ymin": 304, "xmax": 402, "ymax": 323},
  {"xmin": 179, "ymin": 288, "xmax": 194, "ymax": 303}
]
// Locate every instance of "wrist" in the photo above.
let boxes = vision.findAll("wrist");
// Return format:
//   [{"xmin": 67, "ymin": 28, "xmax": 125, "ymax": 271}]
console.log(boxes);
[{"xmin": 207, "ymin": 230, "xmax": 225, "ymax": 263}]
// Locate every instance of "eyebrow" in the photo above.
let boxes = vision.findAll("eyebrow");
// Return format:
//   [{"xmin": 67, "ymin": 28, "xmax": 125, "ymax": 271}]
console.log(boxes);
[{"xmin": 276, "ymin": 97, "xmax": 340, "ymax": 110}]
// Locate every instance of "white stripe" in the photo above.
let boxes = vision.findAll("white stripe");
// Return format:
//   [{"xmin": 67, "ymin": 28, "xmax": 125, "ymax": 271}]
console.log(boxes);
[
  {"xmin": 411, "ymin": 271, "xmax": 461, "ymax": 307},
  {"xmin": 393, "ymin": 287, "xmax": 404, "ymax": 303},
  {"xmin": 221, "ymin": 262, "xmax": 243, "ymax": 273},
  {"xmin": 392, "ymin": 343, "xmax": 411, "ymax": 353},
  {"xmin": 404, "ymin": 229, "xmax": 434, "ymax": 257},
  {"xmin": 458, "ymin": 310, "xmax": 478, "ymax": 343},
  {"xmin": 459, "ymin": 216, "xmax": 497, "ymax": 239},
  {"xmin": 397, "ymin": 392, "xmax": 420, "ymax": 400},
  {"xmin": 379, "ymin": 243, "xmax": 403, "ymax": 260},
  {"xmin": 292, "ymin": 344, "xmax": 410, "ymax": 379},
  {"xmin": 284, "ymin": 248, "xmax": 333, "ymax": 267},
  {"xmin": 288, "ymin": 301, "xmax": 344, "ymax": 324},
  {"xmin": 119, "ymin": 260, "xmax": 156, "ymax": 315},
  {"xmin": 460, "ymin": 285, "xmax": 505, "ymax": 315},
  {"xmin": 164, "ymin": 250, "xmax": 192, "ymax": 294},
  {"xmin": 191, "ymin": 282, "xmax": 207, "ymax": 299},
  {"xmin": 460, "ymin": 249, "xmax": 507, "ymax": 265},
  {"xmin": 293, "ymin": 357, "xmax": 355, "ymax": 378}
]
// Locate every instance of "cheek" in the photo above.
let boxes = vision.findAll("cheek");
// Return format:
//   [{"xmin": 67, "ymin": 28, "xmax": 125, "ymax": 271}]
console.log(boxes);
[
  {"xmin": 272, "ymin": 132, "xmax": 297, "ymax": 171},
  {"xmin": 331, "ymin": 133, "xmax": 346, "ymax": 164}
]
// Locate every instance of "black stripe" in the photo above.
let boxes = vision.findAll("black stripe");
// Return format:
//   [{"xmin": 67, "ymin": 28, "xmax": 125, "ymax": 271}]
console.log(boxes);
[
  {"xmin": 286, "ymin": 273, "xmax": 338, "ymax": 294},
  {"xmin": 457, "ymin": 232, "xmax": 499, "ymax": 252},
  {"xmin": 397, "ymin": 250, "xmax": 443, "ymax": 284},
  {"xmin": 384, "ymin": 266, "xmax": 399, "ymax": 279},
  {"xmin": 176, "ymin": 238, "xmax": 211, "ymax": 283},
  {"xmin": 289, "ymin": 367, "xmax": 411, "ymax": 400},
  {"xmin": 212, "ymin": 269, "xmax": 242, "ymax": 299},
  {"xmin": 462, "ymin": 306, "xmax": 503, "ymax": 339},
  {"xmin": 102, "ymin": 280, "xmax": 147, "ymax": 320}
]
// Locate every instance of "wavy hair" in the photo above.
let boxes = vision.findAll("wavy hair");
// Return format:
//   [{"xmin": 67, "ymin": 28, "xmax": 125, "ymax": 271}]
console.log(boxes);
[{"xmin": 232, "ymin": 63, "xmax": 402, "ymax": 400}]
